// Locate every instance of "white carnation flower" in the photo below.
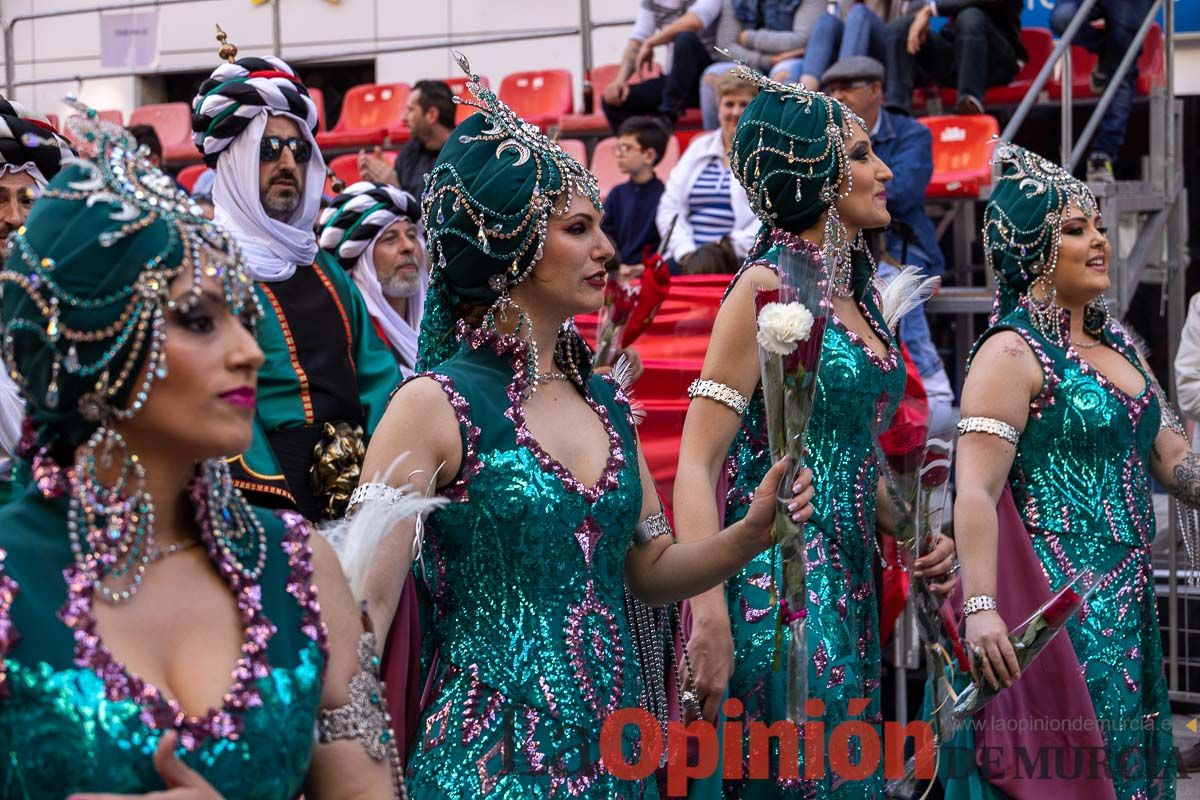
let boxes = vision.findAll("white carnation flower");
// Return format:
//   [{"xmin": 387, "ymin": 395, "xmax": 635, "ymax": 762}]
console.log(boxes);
[{"xmin": 756, "ymin": 301, "xmax": 815, "ymax": 356}]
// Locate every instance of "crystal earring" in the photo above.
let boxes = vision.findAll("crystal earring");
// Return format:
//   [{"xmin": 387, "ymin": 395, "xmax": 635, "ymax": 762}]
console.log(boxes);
[
  {"xmin": 69, "ymin": 425, "xmax": 156, "ymax": 604},
  {"xmin": 199, "ymin": 458, "xmax": 267, "ymax": 581},
  {"xmin": 823, "ymin": 206, "xmax": 852, "ymax": 298}
]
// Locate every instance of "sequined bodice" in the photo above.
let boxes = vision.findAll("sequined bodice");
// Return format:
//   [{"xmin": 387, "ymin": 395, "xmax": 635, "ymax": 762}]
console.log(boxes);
[
  {"xmin": 413, "ymin": 332, "xmax": 644, "ymax": 734},
  {"xmin": 724, "ymin": 235, "xmax": 905, "ymax": 534},
  {"xmin": 988, "ymin": 309, "xmax": 1161, "ymax": 548},
  {"xmin": 0, "ymin": 489, "xmax": 327, "ymax": 800}
]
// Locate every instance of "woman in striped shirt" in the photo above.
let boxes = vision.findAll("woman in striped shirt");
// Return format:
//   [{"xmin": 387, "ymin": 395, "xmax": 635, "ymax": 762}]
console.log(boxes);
[{"xmin": 656, "ymin": 71, "xmax": 762, "ymax": 272}]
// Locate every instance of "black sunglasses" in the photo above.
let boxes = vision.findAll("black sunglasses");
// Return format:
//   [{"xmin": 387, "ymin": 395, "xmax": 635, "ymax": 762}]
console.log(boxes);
[{"xmin": 259, "ymin": 135, "xmax": 313, "ymax": 164}]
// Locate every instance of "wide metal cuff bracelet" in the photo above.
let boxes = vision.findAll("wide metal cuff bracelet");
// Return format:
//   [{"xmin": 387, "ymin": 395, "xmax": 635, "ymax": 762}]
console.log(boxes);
[
  {"xmin": 634, "ymin": 511, "xmax": 673, "ymax": 544},
  {"xmin": 963, "ymin": 595, "xmax": 998, "ymax": 616},
  {"xmin": 956, "ymin": 416, "xmax": 1020, "ymax": 446},
  {"xmin": 688, "ymin": 379, "xmax": 749, "ymax": 415},
  {"xmin": 348, "ymin": 482, "xmax": 412, "ymax": 512}
]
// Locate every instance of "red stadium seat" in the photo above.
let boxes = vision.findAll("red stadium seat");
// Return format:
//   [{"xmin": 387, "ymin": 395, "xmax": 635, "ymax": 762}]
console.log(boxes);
[
  {"xmin": 938, "ymin": 28, "xmax": 1054, "ymax": 107},
  {"xmin": 919, "ymin": 114, "xmax": 999, "ymax": 199},
  {"xmin": 306, "ymin": 87, "xmax": 328, "ymax": 132},
  {"xmin": 176, "ymin": 163, "xmax": 208, "ymax": 193},
  {"xmin": 386, "ymin": 75, "xmax": 490, "ymax": 142},
  {"xmin": 128, "ymin": 102, "xmax": 198, "ymax": 165},
  {"xmin": 498, "ymin": 69, "xmax": 573, "ymax": 130},
  {"xmin": 559, "ymin": 138, "xmax": 587, "ymax": 166},
  {"xmin": 589, "ymin": 134, "xmax": 681, "ymax": 200},
  {"xmin": 316, "ymin": 83, "xmax": 409, "ymax": 150},
  {"xmin": 559, "ymin": 62, "xmax": 662, "ymax": 137},
  {"xmin": 323, "ymin": 150, "xmax": 399, "ymax": 195},
  {"xmin": 1048, "ymin": 23, "xmax": 1165, "ymax": 99}
]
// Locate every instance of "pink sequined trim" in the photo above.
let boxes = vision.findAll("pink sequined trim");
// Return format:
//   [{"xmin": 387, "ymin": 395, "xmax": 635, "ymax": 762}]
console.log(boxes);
[
  {"xmin": 278, "ymin": 510, "xmax": 330, "ymax": 668},
  {"xmin": 0, "ymin": 549, "xmax": 18, "ymax": 699},
  {"xmin": 563, "ymin": 583, "xmax": 625, "ymax": 718},
  {"xmin": 57, "ymin": 481, "xmax": 282, "ymax": 751},
  {"xmin": 411, "ymin": 371, "xmax": 482, "ymax": 501},
  {"xmin": 31, "ymin": 448, "xmax": 69, "ymax": 499},
  {"xmin": 1067, "ymin": 321, "xmax": 1153, "ymax": 425},
  {"xmin": 832, "ymin": 288, "xmax": 899, "ymax": 373},
  {"xmin": 459, "ymin": 326, "xmax": 628, "ymax": 503}
]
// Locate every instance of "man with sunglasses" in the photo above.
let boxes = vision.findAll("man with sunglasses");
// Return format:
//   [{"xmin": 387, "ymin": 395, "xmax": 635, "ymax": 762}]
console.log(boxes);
[
  {"xmin": 0, "ymin": 95, "xmax": 74, "ymax": 508},
  {"xmin": 192, "ymin": 47, "xmax": 400, "ymax": 522}
]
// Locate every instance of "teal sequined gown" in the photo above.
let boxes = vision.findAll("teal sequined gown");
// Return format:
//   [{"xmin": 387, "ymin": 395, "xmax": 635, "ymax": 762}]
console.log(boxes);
[
  {"xmin": 691, "ymin": 231, "xmax": 905, "ymax": 799},
  {"xmin": 0, "ymin": 459, "xmax": 327, "ymax": 799},
  {"xmin": 959, "ymin": 305, "xmax": 1174, "ymax": 800},
  {"xmin": 405, "ymin": 326, "xmax": 657, "ymax": 799}
]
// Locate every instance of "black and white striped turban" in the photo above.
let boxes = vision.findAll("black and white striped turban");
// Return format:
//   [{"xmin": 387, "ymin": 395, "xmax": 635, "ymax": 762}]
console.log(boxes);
[
  {"xmin": 191, "ymin": 56, "xmax": 319, "ymax": 167},
  {"xmin": 0, "ymin": 97, "xmax": 72, "ymax": 186},
  {"xmin": 317, "ymin": 181, "xmax": 420, "ymax": 271}
]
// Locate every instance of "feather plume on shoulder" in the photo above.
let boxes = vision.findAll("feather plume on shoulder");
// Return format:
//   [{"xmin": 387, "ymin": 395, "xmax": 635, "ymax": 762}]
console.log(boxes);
[
  {"xmin": 609, "ymin": 353, "xmax": 646, "ymax": 426},
  {"xmin": 317, "ymin": 454, "xmax": 447, "ymax": 604},
  {"xmin": 875, "ymin": 265, "xmax": 940, "ymax": 333}
]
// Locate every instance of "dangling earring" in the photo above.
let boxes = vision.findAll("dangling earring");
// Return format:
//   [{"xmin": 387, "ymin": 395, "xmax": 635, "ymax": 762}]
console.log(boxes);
[
  {"xmin": 69, "ymin": 425, "xmax": 156, "ymax": 604},
  {"xmin": 823, "ymin": 206, "xmax": 852, "ymax": 298},
  {"xmin": 1083, "ymin": 294, "xmax": 1109, "ymax": 336},
  {"xmin": 1026, "ymin": 273, "xmax": 1065, "ymax": 345},
  {"xmin": 199, "ymin": 458, "xmax": 267, "ymax": 581},
  {"xmin": 554, "ymin": 321, "xmax": 591, "ymax": 390}
]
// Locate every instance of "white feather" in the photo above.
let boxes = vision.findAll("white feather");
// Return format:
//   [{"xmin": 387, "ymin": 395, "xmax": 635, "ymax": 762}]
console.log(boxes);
[
  {"xmin": 317, "ymin": 455, "xmax": 447, "ymax": 604},
  {"xmin": 609, "ymin": 354, "xmax": 646, "ymax": 426},
  {"xmin": 875, "ymin": 265, "xmax": 940, "ymax": 332}
]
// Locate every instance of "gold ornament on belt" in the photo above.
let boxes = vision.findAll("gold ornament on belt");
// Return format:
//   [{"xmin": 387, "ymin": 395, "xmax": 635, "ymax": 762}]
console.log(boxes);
[{"xmin": 310, "ymin": 421, "xmax": 366, "ymax": 519}]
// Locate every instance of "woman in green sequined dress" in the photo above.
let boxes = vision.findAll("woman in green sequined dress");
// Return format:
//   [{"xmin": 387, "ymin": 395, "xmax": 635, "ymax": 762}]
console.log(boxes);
[
  {"xmin": 0, "ymin": 113, "xmax": 402, "ymax": 799},
  {"xmin": 673, "ymin": 66, "xmax": 959, "ymax": 798},
  {"xmin": 953, "ymin": 143, "xmax": 1190, "ymax": 800},
  {"xmin": 356, "ymin": 56, "xmax": 815, "ymax": 799}
]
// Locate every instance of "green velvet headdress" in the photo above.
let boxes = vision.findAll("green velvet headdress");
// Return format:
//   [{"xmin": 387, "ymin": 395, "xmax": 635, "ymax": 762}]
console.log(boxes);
[
  {"xmin": 0, "ymin": 98, "xmax": 257, "ymax": 457},
  {"xmin": 416, "ymin": 52, "xmax": 602, "ymax": 372},
  {"xmin": 983, "ymin": 141, "xmax": 1099, "ymax": 327},
  {"xmin": 726, "ymin": 61, "xmax": 868, "ymax": 295}
]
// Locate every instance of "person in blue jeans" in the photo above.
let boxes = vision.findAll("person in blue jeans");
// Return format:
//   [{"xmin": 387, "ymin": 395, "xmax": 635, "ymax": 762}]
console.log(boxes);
[
  {"xmin": 774, "ymin": 1, "xmax": 926, "ymax": 89},
  {"xmin": 1050, "ymin": 0, "xmax": 1152, "ymax": 182},
  {"xmin": 825, "ymin": 55, "xmax": 955, "ymax": 434}
]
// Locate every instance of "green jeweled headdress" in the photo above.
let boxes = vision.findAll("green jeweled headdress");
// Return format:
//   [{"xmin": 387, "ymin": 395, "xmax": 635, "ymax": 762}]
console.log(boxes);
[
  {"xmin": 416, "ymin": 52, "xmax": 602, "ymax": 372},
  {"xmin": 0, "ymin": 97, "xmax": 258, "ymax": 456},
  {"xmin": 983, "ymin": 141, "xmax": 1099, "ymax": 329},
  {"xmin": 726, "ymin": 60, "xmax": 869, "ymax": 296}
]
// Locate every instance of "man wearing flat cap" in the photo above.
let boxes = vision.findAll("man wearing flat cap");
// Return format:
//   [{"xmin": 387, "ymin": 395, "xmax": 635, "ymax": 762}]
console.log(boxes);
[
  {"xmin": 823, "ymin": 55, "xmax": 954, "ymax": 436},
  {"xmin": 192, "ymin": 32, "xmax": 399, "ymax": 521}
]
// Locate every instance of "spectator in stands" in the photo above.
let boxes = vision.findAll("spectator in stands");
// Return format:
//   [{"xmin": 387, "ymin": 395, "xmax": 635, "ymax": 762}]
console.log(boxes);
[
  {"xmin": 358, "ymin": 79, "xmax": 455, "ymax": 199},
  {"xmin": 126, "ymin": 123, "xmax": 163, "ymax": 168},
  {"xmin": 192, "ymin": 51, "xmax": 399, "ymax": 521},
  {"xmin": 319, "ymin": 183, "xmax": 426, "ymax": 375},
  {"xmin": 601, "ymin": 116, "xmax": 669, "ymax": 279},
  {"xmin": 883, "ymin": 0, "xmax": 1025, "ymax": 116},
  {"xmin": 657, "ymin": 71, "xmax": 761, "ymax": 272},
  {"xmin": 778, "ymin": 0, "xmax": 923, "ymax": 89},
  {"xmin": 1175, "ymin": 293, "xmax": 1200, "ymax": 429},
  {"xmin": 824, "ymin": 55, "xmax": 954, "ymax": 434},
  {"xmin": 0, "ymin": 96, "xmax": 72, "ymax": 505},
  {"xmin": 1050, "ymin": 0, "xmax": 1153, "ymax": 182},
  {"xmin": 700, "ymin": 0, "xmax": 826, "ymax": 129},
  {"xmin": 601, "ymin": 0, "xmax": 723, "ymax": 131}
]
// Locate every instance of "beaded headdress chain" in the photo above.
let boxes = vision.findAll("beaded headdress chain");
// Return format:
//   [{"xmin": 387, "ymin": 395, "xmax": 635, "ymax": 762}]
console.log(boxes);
[
  {"xmin": 983, "ymin": 140, "xmax": 1102, "ymax": 342},
  {"xmin": 726, "ymin": 59, "xmax": 869, "ymax": 297},
  {"xmin": 0, "ymin": 98, "xmax": 266, "ymax": 604},
  {"xmin": 417, "ymin": 52, "xmax": 603, "ymax": 389}
]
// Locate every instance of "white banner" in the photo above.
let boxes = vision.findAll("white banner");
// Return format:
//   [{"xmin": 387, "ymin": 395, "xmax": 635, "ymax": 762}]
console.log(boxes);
[{"xmin": 100, "ymin": 10, "xmax": 159, "ymax": 69}]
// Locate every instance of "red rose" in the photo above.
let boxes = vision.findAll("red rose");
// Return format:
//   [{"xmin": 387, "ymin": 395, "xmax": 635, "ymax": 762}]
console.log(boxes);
[
  {"xmin": 920, "ymin": 449, "xmax": 952, "ymax": 488},
  {"xmin": 1040, "ymin": 586, "xmax": 1082, "ymax": 629},
  {"xmin": 605, "ymin": 280, "xmax": 639, "ymax": 326}
]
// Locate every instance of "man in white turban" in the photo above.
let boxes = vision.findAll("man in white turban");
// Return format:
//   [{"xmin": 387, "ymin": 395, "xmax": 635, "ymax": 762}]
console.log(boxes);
[
  {"xmin": 318, "ymin": 182, "xmax": 427, "ymax": 375},
  {"xmin": 192, "ymin": 42, "xmax": 399, "ymax": 520}
]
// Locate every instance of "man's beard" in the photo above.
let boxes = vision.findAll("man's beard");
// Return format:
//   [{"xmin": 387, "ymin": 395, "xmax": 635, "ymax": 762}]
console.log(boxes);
[
  {"xmin": 381, "ymin": 261, "xmax": 423, "ymax": 299},
  {"xmin": 261, "ymin": 174, "xmax": 303, "ymax": 221}
]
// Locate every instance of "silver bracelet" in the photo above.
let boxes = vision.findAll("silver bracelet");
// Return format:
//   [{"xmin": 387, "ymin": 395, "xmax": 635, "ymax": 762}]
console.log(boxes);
[
  {"xmin": 634, "ymin": 510, "xmax": 673, "ymax": 544},
  {"xmin": 317, "ymin": 631, "xmax": 407, "ymax": 799},
  {"xmin": 688, "ymin": 379, "xmax": 749, "ymax": 416},
  {"xmin": 956, "ymin": 416, "xmax": 1020, "ymax": 447},
  {"xmin": 348, "ymin": 482, "xmax": 411, "ymax": 512},
  {"xmin": 963, "ymin": 594, "xmax": 998, "ymax": 616}
]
